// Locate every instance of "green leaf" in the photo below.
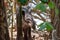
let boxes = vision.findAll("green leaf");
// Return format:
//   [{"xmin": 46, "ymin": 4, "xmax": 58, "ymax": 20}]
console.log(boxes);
[
  {"xmin": 48, "ymin": 1, "xmax": 55, "ymax": 9},
  {"xmin": 41, "ymin": 0, "xmax": 48, "ymax": 3},
  {"xmin": 35, "ymin": 3, "xmax": 46, "ymax": 12},
  {"xmin": 17, "ymin": 0, "xmax": 28, "ymax": 5},
  {"xmin": 55, "ymin": 7, "xmax": 59, "ymax": 15},
  {"xmin": 45, "ymin": 22, "xmax": 54, "ymax": 31},
  {"xmin": 38, "ymin": 23, "xmax": 46, "ymax": 30},
  {"xmin": 38, "ymin": 22, "xmax": 54, "ymax": 31}
]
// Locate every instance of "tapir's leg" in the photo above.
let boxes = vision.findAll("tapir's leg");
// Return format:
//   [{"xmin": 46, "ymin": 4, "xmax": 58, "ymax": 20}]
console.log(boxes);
[
  {"xmin": 24, "ymin": 28, "xmax": 28, "ymax": 40},
  {"xmin": 28, "ymin": 27, "xmax": 31, "ymax": 38}
]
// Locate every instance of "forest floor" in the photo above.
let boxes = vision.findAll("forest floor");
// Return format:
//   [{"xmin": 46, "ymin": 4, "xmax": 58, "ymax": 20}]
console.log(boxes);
[{"xmin": 9, "ymin": 28, "xmax": 51, "ymax": 40}]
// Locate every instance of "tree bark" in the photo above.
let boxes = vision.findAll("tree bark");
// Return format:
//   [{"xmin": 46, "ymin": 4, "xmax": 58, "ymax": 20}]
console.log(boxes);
[
  {"xmin": 16, "ymin": 4, "xmax": 23, "ymax": 40},
  {"xmin": 0, "ymin": 0, "xmax": 10, "ymax": 40},
  {"xmin": 52, "ymin": 0, "xmax": 60, "ymax": 40}
]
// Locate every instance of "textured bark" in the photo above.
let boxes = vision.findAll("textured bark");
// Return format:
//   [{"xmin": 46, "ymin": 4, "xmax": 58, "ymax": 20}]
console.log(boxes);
[
  {"xmin": 0, "ymin": 0, "xmax": 10, "ymax": 40},
  {"xmin": 16, "ymin": 5, "xmax": 23, "ymax": 40},
  {"xmin": 56, "ymin": 4, "xmax": 60, "ymax": 40},
  {"xmin": 52, "ymin": 0, "xmax": 60, "ymax": 40}
]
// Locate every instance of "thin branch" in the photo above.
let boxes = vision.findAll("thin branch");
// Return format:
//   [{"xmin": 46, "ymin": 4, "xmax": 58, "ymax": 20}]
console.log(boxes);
[{"xmin": 32, "ymin": 15, "xmax": 41, "ymax": 20}]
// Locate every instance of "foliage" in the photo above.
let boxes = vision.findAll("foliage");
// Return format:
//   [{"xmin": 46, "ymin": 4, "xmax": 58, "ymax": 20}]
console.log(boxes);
[
  {"xmin": 55, "ymin": 7, "xmax": 59, "ymax": 15},
  {"xmin": 48, "ymin": 1, "xmax": 55, "ymax": 9},
  {"xmin": 41, "ymin": 0, "xmax": 48, "ymax": 3},
  {"xmin": 17, "ymin": 0, "xmax": 28, "ymax": 5},
  {"xmin": 48, "ymin": 1, "xmax": 59, "ymax": 15},
  {"xmin": 38, "ymin": 22, "xmax": 54, "ymax": 31},
  {"xmin": 35, "ymin": 1, "xmax": 56, "ymax": 12},
  {"xmin": 35, "ymin": 3, "xmax": 46, "ymax": 12},
  {"xmin": 35, "ymin": 0, "xmax": 59, "ymax": 15}
]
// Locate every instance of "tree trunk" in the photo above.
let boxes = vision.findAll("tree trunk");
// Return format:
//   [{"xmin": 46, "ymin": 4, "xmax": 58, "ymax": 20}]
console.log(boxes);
[
  {"xmin": 16, "ymin": 4, "xmax": 23, "ymax": 40},
  {"xmin": 56, "ymin": 1, "xmax": 60, "ymax": 40},
  {"xmin": 0, "ymin": 0, "xmax": 10, "ymax": 40},
  {"xmin": 52, "ymin": 0, "xmax": 60, "ymax": 40}
]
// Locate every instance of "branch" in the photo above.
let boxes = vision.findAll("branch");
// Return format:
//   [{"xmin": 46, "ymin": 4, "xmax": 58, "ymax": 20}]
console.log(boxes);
[
  {"xmin": 31, "ymin": 9, "xmax": 46, "ymax": 21},
  {"xmin": 32, "ymin": 15, "xmax": 41, "ymax": 20}
]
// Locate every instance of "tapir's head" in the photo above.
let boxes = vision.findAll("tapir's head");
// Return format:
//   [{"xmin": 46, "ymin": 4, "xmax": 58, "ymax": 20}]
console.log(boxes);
[
  {"xmin": 22, "ymin": 6, "xmax": 36, "ymax": 29},
  {"xmin": 22, "ymin": 7, "xmax": 33, "ymax": 27},
  {"xmin": 22, "ymin": 7, "xmax": 32, "ymax": 21}
]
